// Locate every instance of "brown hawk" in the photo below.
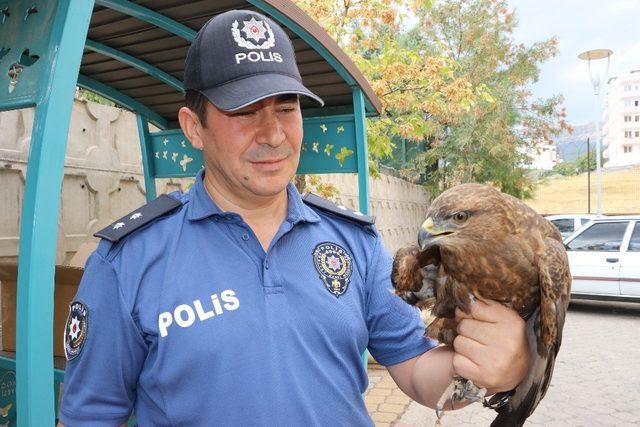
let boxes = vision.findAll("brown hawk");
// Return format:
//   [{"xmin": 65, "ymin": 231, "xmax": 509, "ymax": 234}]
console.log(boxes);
[{"xmin": 391, "ymin": 183, "xmax": 571, "ymax": 427}]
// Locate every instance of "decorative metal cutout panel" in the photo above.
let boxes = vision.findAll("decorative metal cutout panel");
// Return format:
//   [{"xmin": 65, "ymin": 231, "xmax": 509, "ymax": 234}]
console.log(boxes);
[
  {"xmin": 0, "ymin": 369, "xmax": 16, "ymax": 426},
  {"xmin": 0, "ymin": 0, "xmax": 58, "ymax": 109},
  {"xmin": 298, "ymin": 115, "xmax": 357, "ymax": 174},
  {"xmin": 150, "ymin": 129, "xmax": 204, "ymax": 178},
  {"xmin": 149, "ymin": 115, "xmax": 358, "ymax": 178}
]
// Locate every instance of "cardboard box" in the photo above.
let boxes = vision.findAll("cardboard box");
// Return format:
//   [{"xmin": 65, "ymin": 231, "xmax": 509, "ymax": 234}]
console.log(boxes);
[{"xmin": 0, "ymin": 264, "xmax": 84, "ymax": 357}]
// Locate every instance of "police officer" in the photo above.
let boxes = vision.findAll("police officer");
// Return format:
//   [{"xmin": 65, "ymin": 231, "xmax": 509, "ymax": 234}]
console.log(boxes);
[{"xmin": 59, "ymin": 9, "xmax": 529, "ymax": 426}]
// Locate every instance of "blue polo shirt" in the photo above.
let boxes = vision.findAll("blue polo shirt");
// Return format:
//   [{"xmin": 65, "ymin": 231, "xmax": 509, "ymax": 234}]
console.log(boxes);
[{"xmin": 59, "ymin": 170, "xmax": 435, "ymax": 426}]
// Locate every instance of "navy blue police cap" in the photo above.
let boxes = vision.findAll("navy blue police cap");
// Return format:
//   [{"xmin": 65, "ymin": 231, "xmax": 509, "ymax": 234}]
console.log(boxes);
[{"xmin": 184, "ymin": 10, "xmax": 324, "ymax": 111}]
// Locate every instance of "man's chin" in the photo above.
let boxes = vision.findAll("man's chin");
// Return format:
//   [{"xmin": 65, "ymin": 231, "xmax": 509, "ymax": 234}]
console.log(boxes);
[{"xmin": 243, "ymin": 176, "xmax": 293, "ymax": 198}]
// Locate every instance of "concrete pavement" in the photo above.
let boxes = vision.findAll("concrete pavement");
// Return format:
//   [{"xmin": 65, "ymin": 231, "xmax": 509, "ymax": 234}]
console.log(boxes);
[{"xmin": 365, "ymin": 300, "xmax": 640, "ymax": 426}]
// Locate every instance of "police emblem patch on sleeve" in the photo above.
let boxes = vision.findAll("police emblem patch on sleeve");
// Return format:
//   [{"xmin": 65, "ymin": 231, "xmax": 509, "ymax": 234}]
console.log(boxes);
[
  {"xmin": 312, "ymin": 242, "xmax": 353, "ymax": 297},
  {"xmin": 64, "ymin": 301, "xmax": 88, "ymax": 361}
]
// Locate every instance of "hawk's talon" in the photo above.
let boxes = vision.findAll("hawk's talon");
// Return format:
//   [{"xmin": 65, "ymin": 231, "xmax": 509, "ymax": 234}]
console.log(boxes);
[
  {"xmin": 434, "ymin": 380, "xmax": 457, "ymax": 425},
  {"xmin": 433, "ymin": 377, "xmax": 486, "ymax": 426}
]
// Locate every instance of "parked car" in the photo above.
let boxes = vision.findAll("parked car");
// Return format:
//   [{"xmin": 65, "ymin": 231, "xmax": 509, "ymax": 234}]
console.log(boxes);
[
  {"xmin": 546, "ymin": 214, "xmax": 600, "ymax": 238},
  {"xmin": 563, "ymin": 215, "xmax": 640, "ymax": 302}
]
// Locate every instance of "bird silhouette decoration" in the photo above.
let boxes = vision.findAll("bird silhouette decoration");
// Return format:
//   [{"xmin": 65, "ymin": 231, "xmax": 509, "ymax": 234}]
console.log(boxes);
[{"xmin": 392, "ymin": 183, "xmax": 571, "ymax": 426}]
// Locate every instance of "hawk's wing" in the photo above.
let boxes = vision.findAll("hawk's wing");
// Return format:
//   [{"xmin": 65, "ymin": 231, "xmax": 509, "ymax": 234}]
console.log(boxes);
[
  {"xmin": 489, "ymin": 236, "xmax": 571, "ymax": 426},
  {"xmin": 391, "ymin": 244, "xmax": 440, "ymax": 309},
  {"xmin": 391, "ymin": 245, "xmax": 424, "ymax": 296}
]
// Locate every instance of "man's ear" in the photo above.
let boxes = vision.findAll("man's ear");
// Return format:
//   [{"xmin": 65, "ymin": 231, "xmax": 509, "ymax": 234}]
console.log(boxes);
[{"xmin": 178, "ymin": 106, "xmax": 204, "ymax": 150}]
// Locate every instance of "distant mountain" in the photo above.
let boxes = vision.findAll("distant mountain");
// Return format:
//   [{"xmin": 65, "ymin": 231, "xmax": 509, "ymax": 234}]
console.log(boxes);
[{"xmin": 553, "ymin": 122, "xmax": 601, "ymax": 163}]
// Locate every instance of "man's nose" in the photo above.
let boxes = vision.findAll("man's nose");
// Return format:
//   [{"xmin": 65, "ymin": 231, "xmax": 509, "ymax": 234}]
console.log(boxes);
[{"xmin": 255, "ymin": 109, "xmax": 285, "ymax": 147}]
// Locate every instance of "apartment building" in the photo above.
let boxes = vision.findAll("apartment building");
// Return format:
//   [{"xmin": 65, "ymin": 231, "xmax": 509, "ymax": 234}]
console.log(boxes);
[{"xmin": 602, "ymin": 70, "xmax": 640, "ymax": 167}]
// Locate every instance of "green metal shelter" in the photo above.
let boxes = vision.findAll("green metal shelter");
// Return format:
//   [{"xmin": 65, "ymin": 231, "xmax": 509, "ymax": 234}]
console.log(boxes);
[{"xmin": 0, "ymin": 0, "xmax": 381, "ymax": 425}]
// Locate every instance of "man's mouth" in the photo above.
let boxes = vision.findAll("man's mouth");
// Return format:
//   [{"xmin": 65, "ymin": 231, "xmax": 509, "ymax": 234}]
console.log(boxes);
[
  {"xmin": 252, "ymin": 157, "xmax": 286, "ymax": 164},
  {"xmin": 249, "ymin": 156, "xmax": 289, "ymax": 172}
]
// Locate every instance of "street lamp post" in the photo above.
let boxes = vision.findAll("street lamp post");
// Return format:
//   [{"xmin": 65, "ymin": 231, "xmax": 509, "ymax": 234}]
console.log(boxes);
[{"xmin": 578, "ymin": 49, "xmax": 613, "ymax": 215}]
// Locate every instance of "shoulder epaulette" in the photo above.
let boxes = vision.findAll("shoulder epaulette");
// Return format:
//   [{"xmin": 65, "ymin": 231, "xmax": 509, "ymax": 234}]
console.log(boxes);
[
  {"xmin": 94, "ymin": 194, "xmax": 183, "ymax": 243},
  {"xmin": 303, "ymin": 193, "xmax": 375, "ymax": 226}
]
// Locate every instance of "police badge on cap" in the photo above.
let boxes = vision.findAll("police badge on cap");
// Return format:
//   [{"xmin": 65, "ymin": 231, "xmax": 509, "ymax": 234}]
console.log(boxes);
[
  {"xmin": 313, "ymin": 242, "xmax": 353, "ymax": 297},
  {"xmin": 231, "ymin": 17, "xmax": 276, "ymax": 50},
  {"xmin": 64, "ymin": 301, "xmax": 88, "ymax": 361}
]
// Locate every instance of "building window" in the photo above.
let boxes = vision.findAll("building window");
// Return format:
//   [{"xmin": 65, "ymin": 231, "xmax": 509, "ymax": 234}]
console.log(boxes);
[
  {"xmin": 625, "ymin": 131, "xmax": 632, "ymax": 138},
  {"xmin": 623, "ymin": 145, "xmax": 632, "ymax": 153},
  {"xmin": 624, "ymin": 85, "xmax": 631, "ymax": 91},
  {"xmin": 636, "ymin": 131, "xmax": 640, "ymax": 137},
  {"xmin": 636, "ymin": 115, "xmax": 640, "ymax": 122},
  {"xmin": 636, "ymin": 100, "xmax": 639, "ymax": 106},
  {"xmin": 625, "ymin": 115, "xmax": 631, "ymax": 122}
]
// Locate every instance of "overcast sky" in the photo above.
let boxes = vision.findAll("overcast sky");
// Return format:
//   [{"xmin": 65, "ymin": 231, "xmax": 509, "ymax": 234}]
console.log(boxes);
[{"xmin": 510, "ymin": 0, "xmax": 640, "ymax": 126}]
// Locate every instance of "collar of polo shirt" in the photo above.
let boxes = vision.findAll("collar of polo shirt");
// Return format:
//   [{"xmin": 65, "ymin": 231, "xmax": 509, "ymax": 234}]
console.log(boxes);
[{"xmin": 187, "ymin": 169, "xmax": 320, "ymax": 224}]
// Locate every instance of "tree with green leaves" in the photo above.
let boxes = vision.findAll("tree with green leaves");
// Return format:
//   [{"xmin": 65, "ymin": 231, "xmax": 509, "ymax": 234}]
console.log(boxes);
[
  {"xmin": 294, "ymin": 0, "xmax": 568, "ymax": 199},
  {"xmin": 294, "ymin": 0, "xmax": 485, "ymax": 196},
  {"xmin": 406, "ymin": 0, "xmax": 570, "ymax": 198}
]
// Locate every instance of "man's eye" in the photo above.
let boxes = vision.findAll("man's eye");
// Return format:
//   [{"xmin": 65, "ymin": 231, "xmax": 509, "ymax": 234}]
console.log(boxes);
[{"xmin": 232, "ymin": 111, "xmax": 256, "ymax": 117}]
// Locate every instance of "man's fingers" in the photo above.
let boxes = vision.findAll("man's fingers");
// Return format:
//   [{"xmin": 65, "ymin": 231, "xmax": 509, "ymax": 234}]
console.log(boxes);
[
  {"xmin": 468, "ymin": 299, "xmax": 504, "ymax": 323},
  {"xmin": 455, "ymin": 307, "xmax": 472, "ymax": 322},
  {"xmin": 453, "ymin": 334, "xmax": 485, "ymax": 359},
  {"xmin": 452, "ymin": 352, "xmax": 480, "ymax": 383},
  {"xmin": 456, "ymin": 318, "xmax": 493, "ymax": 346}
]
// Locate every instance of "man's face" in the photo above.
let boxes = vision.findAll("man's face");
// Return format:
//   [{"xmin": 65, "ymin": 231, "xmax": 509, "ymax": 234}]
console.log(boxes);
[{"xmin": 198, "ymin": 94, "xmax": 303, "ymax": 199}]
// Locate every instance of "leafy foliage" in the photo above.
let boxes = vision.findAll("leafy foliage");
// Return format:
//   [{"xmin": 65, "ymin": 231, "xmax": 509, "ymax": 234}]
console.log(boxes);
[
  {"xmin": 294, "ymin": 0, "xmax": 569, "ymax": 199},
  {"xmin": 406, "ymin": 0, "xmax": 570, "ymax": 198},
  {"xmin": 76, "ymin": 88, "xmax": 115, "ymax": 107},
  {"xmin": 543, "ymin": 152, "xmax": 596, "ymax": 177}
]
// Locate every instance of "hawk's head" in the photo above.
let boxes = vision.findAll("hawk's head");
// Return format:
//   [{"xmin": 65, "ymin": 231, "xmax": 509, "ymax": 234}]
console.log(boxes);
[{"xmin": 419, "ymin": 183, "xmax": 510, "ymax": 253}]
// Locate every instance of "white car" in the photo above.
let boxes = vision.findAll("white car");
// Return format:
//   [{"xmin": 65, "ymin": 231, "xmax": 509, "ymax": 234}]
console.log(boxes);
[
  {"xmin": 563, "ymin": 216, "xmax": 640, "ymax": 302},
  {"xmin": 545, "ymin": 214, "xmax": 600, "ymax": 239}
]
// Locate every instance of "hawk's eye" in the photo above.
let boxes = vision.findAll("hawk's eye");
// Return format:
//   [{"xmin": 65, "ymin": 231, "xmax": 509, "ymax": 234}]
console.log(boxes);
[{"xmin": 453, "ymin": 211, "xmax": 468, "ymax": 223}]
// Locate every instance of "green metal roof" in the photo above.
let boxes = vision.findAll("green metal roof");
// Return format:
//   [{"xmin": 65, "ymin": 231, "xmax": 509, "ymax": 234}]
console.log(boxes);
[{"xmin": 80, "ymin": 0, "xmax": 382, "ymax": 129}]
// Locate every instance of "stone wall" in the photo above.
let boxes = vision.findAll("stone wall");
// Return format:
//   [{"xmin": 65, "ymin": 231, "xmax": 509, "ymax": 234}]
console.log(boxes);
[
  {"xmin": 0, "ymin": 99, "xmax": 429, "ymax": 263},
  {"xmin": 316, "ymin": 173, "xmax": 429, "ymax": 254}
]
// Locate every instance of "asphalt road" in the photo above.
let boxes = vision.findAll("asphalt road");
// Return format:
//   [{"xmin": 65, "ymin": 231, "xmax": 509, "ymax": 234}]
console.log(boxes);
[{"xmin": 395, "ymin": 300, "xmax": 640, "ymax": 426}]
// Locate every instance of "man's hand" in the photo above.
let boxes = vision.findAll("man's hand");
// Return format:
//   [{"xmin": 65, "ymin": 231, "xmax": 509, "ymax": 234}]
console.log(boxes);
[{"xmin": 452, "ymin": 299, "xmax": 529, "ymax": 394}]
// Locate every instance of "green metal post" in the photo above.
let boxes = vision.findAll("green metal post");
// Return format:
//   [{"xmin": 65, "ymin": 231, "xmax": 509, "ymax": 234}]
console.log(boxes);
[
  {"xmin": 353, "ymin": 87, "xmax": 370, "ymax": 215},
  {"xmin": 352, "ymin": 86, "xmax": 370, "ymax": 372},
  {"xmin": 15, "ymin": 0, "xmax": 94, "ymax": 425},
  {"xmin": 136, "ymin": 114, "xmax": 157, "ymax": 201}
]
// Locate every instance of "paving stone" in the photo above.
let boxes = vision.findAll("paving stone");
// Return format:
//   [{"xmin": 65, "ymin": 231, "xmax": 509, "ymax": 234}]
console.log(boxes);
[
  {"xmin": 371, "ymin": 411, "xmax": 398, "ymax": 423},
  {"xmin": 385, "ymin": 394, "xmax": 412, "ymax": 405},
  {"xmin": 365, "ymin": 402, "xmax": 379, "ymax": 412},
  {"xmin": 377, "ymin": 380, "xmax": 400, "ymax": 389},
  {"xmin": 378, "ymin": 403, "xmax": 406, "ymax": 413},
  {"xmin": 368, "ymin": 388, "xmax": 393, "ymax": 397},
  {"xmin": 391, "ymin": 388, "xmax": 410, "ymax": 397},
  {"xmin": 365, "ymin": 395, "xmax": 387, "ymax": 405}
]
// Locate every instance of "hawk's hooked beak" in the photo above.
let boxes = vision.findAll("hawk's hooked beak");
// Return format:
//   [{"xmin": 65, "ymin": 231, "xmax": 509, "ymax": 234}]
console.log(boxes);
[{"xmin": 418, "ymin": 217, "xmax": 451, "ymax": 250}]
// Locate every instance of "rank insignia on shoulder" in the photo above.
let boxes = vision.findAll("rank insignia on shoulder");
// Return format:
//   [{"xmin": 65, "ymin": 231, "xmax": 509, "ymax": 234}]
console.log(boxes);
[
  {"xmin": 303, "ymin": 193, "xmax": 375, "ymax": 226},
  {"xmin": 94, "ymin": 194, "xmax": 182, "ymax": 243}
]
